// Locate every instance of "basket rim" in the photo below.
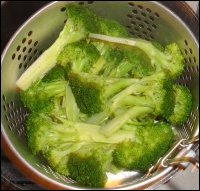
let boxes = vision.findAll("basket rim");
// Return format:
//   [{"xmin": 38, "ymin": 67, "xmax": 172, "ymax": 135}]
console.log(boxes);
[{"xmin": 1, "ymin": 1, "xmax": 199, "ymax": 190}]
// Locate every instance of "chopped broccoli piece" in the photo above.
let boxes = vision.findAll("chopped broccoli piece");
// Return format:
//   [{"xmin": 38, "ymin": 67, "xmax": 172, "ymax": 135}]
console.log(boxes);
[
  {"xmin": 57, "ymin": 40, "xmax": 100, "ymax": 73},
  {"xmin": 42, "ymin": 65, "xmax": 66, "ymax": 82},
  {"xmin": 20, "ymin": 80, "xmax": 66, "ymax": 113},
  {"xmin": 168, "ymin": 85, "xmax": 192, "ymax": 126},
  {"xmin": 113, "ymin": 122, "xmax": 174, "ymax": 171}
]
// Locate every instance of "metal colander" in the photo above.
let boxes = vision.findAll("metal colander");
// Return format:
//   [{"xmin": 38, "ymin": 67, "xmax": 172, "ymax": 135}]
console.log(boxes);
[{"xmin": 1, "ymin": 1, "xmax": 199, "ymax": 190}]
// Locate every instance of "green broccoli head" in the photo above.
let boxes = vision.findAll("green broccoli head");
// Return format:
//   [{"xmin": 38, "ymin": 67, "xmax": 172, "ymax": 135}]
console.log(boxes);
[
  {"xmin": 57, "ymin": 40, "xmax": 100, "ymax": 73},
  {"xmin": 113, "ymin": 122, "xmax": 174, "ymax": 171},
  {"xmin": 42, "ymin": 65, "xmax": 66, "ymax": 82},
  {"xmin": 109, "ymin": 47, "xmax": 154, "ymax": 78},
  {"xmin": 20, "ymin": 80, "xmax": 66, "ymax": 113},
  {"xmin": 164, "ymin": 43, "xmax": 184, "ymax": 78},
  {"xmin": 66, "ymin": 4, "xmax": 100, "ymax": 34},
  {"xmin": 67, "ymin": 144, "xmax": 114, "ymax": 188},
  {"xmin": 168, "ymin": 85, "xmax": 192, "ymax": 126},
  {"xmin": 99, "ymin": 18, "xmax": 129, "ymax": 37},
  {"xmin": 69, "ymin": 73, "xmax": 103, "ymax": 115}
]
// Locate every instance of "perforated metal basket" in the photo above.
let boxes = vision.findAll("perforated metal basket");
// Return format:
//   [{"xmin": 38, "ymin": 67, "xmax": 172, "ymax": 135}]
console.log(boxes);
[{"xmin": 1, "ymin": 1, "xmax": 199, "ymax": 190}]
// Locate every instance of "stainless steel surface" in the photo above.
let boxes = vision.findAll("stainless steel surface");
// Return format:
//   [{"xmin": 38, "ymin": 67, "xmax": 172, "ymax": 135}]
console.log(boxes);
[{"xmin": 1, "ymin": 1, "xmax": 199, "ymax": 190}]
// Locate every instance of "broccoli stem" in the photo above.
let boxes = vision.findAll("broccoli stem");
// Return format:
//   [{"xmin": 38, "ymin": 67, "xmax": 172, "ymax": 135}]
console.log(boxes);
[
  {"xmin": 16, "ymin": 21, "xmax": 86, "ymax": 90},
  {"xmin": 101, "ymin": 106, "xmax": 153, "ymax": 136},
  {"xmin": 65, "ymin": 83, "xmax": 80, "ymax": 121}
]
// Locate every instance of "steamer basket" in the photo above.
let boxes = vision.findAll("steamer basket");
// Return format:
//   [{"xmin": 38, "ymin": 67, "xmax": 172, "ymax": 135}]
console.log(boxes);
[{"xmin": 1, "ymin": 1, "xmax": 199, "ymax": 190}]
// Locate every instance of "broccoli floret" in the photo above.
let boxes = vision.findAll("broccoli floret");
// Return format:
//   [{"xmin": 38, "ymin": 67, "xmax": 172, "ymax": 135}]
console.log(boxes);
[
  {"xmin": 69, "ymin": 72, "xmax": 137, "ymax": 115},
  {"xmin": 57, "ymin": 40, "xmax": 100, "ymax": 73},
  {"xmin": 168, "ymin": 85, "xmax": 192, "ymax": 126},
  {"xmin": 16, "ymin": 4, "xmax": 100, "ymax": 90},
  {"xmin": 42, "ymin": 65, "xmax": 66, "ymax": 82},
  {"xmin": 67, "ymin": 143, "xmax": 114, "ymax": 188},
  {"xmin": 113, "ymin": 122, "xmax": 174, "ymax": 171},
  {"xmin": 109, "ymin": 46, "xmax": 154, "ymax": 78},
  {"xmin": 20, "ymin": 80, "xmax": 66, "ymax": 113},
  {"xmin": 89, "ymin": 34, "xmax": 184, "ymax": 79},
  {"xmin": 99, "ymin": 18, "xmax": 129, "ymax": 37}
]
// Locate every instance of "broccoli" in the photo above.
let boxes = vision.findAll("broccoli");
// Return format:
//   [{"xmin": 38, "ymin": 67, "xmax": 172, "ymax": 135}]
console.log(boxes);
[
  {"xmin": 67, "ymin": 143, "xmax": 114, "ymax": 187},
  {"xmin": 57, "ymin": 40, "xmax": 100, "ymax": 74},
  {"xmin": 68, "ymin": 72, "xmax": 137, "ymax": 115},
  {"xmin": 16, "ymin": 4, "xmax": 100, "ymax": 90},
  {"xmin": 20, "ymin": 80, "xmax": 66, "ymax": 113},
  {"xmin": 167, "ymin": 85, "xmax": 192, "ymax": 126},
  {"xmin": 42, "ymin": 65, "xmax": 66, "ymax": 82},
  {"xmin": 113, "ymin": 122, "xmax": 174, "ymax": 171},
  {"xmin": 89, "ymin": 34, "xmax": 184, "ymax": 78}
]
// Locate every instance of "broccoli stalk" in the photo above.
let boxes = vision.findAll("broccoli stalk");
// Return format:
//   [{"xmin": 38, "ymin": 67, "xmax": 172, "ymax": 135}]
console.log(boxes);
[
  {"xmin": 16, "ymin": 4, "xmax": 100, "ymax": 90},
  {"xmin": 89, "ymin": 34, "xmax": 184, "ymax": 78}
]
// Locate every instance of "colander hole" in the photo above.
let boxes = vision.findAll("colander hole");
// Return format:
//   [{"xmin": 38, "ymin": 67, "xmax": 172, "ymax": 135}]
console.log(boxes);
[
  {"xmin": 141, "ymin": 12, "xmax": 146, "ymax": 17},
  {"xmin": 184, "ymin": 58, "xmax": 187, "ymax": 64},
  {"xmin": 2, "ymin": 95, "xmax": 6, "ymax": 102},
  {"xmin": 3, "ymin": 105, "xmax": 7, "ymax": 111},
  {"xmin": 18, "ymin": 54, "xmax": 21, "ymax": 60},
  {"xmin": 188, "ymin": 57, "xmax": 192, "ymax": 63},
  {"xmin": 64, "ymin": 19, "xmax": 67, "ymax": 24},
  {"xmin": 28, "ymin": 48, "xmax": 32, "ymax": 53},
  {"xmin": 193, "ymin": 57, "xmax": 196, "ymax": 63},
  {"xmin": 131, "ymin": 21, "xmax": 136, "ymax": 25},
  {"xmin": 12, "ymin": 110, "xmax": 16, "ymax": 117},
  {"xmin": 152, "ymin": 24, "xmax": 157, "ymax": 29},
  {"xmin": 142, "ymin": 31, "xmax": 147, "ymax": 35},
  {"xmin": 136, "ymin": 16, "xmax": 141, "ymax": 21},
  {"xmin": 146, "ymin": 8, "xmax": 152, "ymax": 13},
  {"xmin": 22, "ymin": 38, "xmax": 26, "ymax": 43},
  {"xmin": 8, "ymin": 124, "xmax": 13, "ymax": 131},
  {"xmin": 28, "ymin": 39, "xmax": 32, "ymax": 45},
  {"xmin": 23, "ymin": 55, "xmax": 27, "ymax": 61},
  {"xmin": 184, "ymin": 49, "xmax": 188, "ymax": 55},
  {"xmin": 149, "ymin": 16, "xmax": 154, "ymax": 21},
  {"xmin": 29, "ymin": 56, "xmax": 33, "ymax": 61},
  {"xmin": 184, "ymin": 40, "xmax": 188, "ymax": 46},
  {"xmin": 39, "ymin": 50, "xmax": 43, "ymax": 55},
  {"xmin": 144, "ymin": 20, "xmax": 149, "ymax": 24},
  {"xmin": 189, "ymin": 48, "xmax": 193, "ymax": 54},
  {"xmin": 135, "ymin": 27, "xmax": 139, "ymax": 31},
  {"xmin": 7, "ymin": 103, "xmax": 11, "ymax": 109},
  {"xmin": 155, "ymin": 12, "xmax": 160, "ymax": 17},
  {"xmin": 132, "ymin": 10, "xmax": 138, "ymax": 14},
  {"xmin": 60, "ymin": 7, "xmax": 66, "ymax": 12},
  {"xmin": 28, "ymin": 31, "xmax": 33, "ymax": 36},
  {"xmin": 139, "ymin": 24, "xmax": 144, "ymax": 28},
  {"xmin": 17, "ymin": 129, "xmax": 21, "ymax": 135},
  {"xmin": 130, "ymin": 31, "xmax": 135, "ymax": 35},
  {"xmin": 17, "ymin": 46, "xmax": 21, "ymax": 51},
  {"xmin": 11, "ymin": 101, "xmax": 14, "ymax": 108},
  {"xmin": 34, "ymin": 49, "xmax": 38, "ymax": 54},
  {"xmin": 9, "ymin": 112, "xmax": 13, "ymax": 119},
  {"xmin": 24, "ymin": 63, "xmax": 28, "ymax": 69},
  {"xmin": 127, "ymin": 14, "xmax": 133, "ymax": 18},
  {"xmin": 87, "ymin": 1, "xmax": 94, "ymax": 4},
  {"xmin": 128, "ymin": 2, "xmax": 135, "ymax": 6},
  {"xmin": 34, "ymin": 41, "xmax": 38, "ymax": 46},
  {"xmin": 137, "ymin": 5, "xmax": 143, "ymax": 9},
  {"xmin": 126, "ymin": 25, "xmax": 132, "ymax": 29},
  {"xmin": 19, "ymin": 63, "xmax": 23, "ymax": 69},
  {"xmin": 147, "ymin": 27, "xmax": 152, "ymax": 32},
  {"xmin": 23, "ymin": 47, "xmax": 27, "ymax": 52},
  {"xmin": 12, "ymin": 53, "xmax": 16, "ymax": 60}
]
